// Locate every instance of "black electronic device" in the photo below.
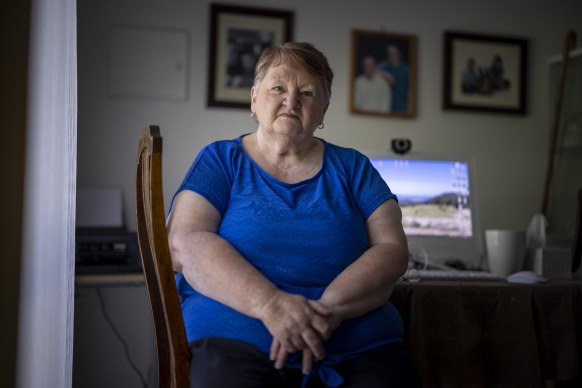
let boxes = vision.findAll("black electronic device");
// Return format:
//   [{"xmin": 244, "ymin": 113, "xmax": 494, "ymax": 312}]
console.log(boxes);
[
  {"xmin": 75, "ymin": 228, "xmax": 141, "ymax": 274},
  {"xmin": 391, "ymin": 138, "xmax": 412, "ymax": 155}
]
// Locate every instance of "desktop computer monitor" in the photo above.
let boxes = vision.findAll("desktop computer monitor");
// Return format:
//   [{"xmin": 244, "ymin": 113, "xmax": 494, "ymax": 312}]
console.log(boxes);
[{"xmin": 367, "ymin": 154, "xmax": 484, "ymax": 268}]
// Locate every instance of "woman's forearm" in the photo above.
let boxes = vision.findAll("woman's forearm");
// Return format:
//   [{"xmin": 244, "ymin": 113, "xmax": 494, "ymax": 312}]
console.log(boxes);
[
  {"xmin": 319, "ymin": 242, "xmax": 407, "ymax": 320},
  {"xmin": 170, "ymin": 229, "xmax": 278, "ymax": 320}
]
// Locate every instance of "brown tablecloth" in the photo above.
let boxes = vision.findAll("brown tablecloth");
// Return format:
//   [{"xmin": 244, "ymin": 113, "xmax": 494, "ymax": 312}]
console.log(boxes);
[{"xmin": 390, "ymin": 281, "xmax": 582, "ymax": 387}]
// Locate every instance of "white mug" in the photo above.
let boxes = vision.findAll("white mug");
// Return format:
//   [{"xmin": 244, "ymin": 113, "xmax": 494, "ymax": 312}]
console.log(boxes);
[{"xmin": 485, "ymin": 229, "xmax": 526, "ymax": 277}]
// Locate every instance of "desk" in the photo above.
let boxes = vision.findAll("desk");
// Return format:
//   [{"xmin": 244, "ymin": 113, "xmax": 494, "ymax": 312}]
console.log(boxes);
[
  {"xmin": 390, "ymin": 281, "xmax": 582, "ymax": 388},
  {"xmin": 75, "ymin": 273, "xmax": 145, "ymax": 287}
]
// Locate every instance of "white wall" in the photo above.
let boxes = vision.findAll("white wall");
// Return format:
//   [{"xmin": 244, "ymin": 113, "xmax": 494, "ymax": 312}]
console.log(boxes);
[{"xmin": 77, "ymin": 0, "xmax": 582, "ymax": 234}]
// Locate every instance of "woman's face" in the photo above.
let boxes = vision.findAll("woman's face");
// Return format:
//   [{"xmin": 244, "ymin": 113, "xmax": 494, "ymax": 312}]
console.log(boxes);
[{"xmin": 251, "ymin": 63, "xmax": 328, "ymax": 139}]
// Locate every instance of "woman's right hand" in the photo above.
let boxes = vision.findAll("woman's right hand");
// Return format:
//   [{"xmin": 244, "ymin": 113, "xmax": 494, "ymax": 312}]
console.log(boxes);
[{"xmin": 259, "ymin": 291, "xmax": 332, "ymax": 368}]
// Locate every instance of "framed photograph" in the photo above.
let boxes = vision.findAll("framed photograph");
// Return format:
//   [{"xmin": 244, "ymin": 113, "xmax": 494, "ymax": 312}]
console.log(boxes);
[
  {"xmin": 350, "ymin": 29, "xmax": 417, "ymax": 118},
  {"xmin": 443, "ymin": 31, "xmax": 528, "ymax": 114},
  {"xmin": 207, "ymin": 3, "xmax": 294, "ymax": 109}
]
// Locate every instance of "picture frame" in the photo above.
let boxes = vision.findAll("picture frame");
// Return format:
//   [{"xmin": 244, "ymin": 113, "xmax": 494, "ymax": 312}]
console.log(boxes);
[
  {"xmin": 443, "ymin": 31, "xmax": 528, "ymax": 114},
  {"xmin": 207, "ymin": 3, "xmax": 294, "ymax": 109},
  {"xmin": 350, "ymin": 29, "xmax": 417, "ymax": 118}
]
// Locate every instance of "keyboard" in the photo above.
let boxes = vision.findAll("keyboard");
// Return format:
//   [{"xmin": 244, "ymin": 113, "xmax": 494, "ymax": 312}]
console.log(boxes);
[{"xmin": 402, "ymin": 269, "xmax": 505, "ymax": 282}]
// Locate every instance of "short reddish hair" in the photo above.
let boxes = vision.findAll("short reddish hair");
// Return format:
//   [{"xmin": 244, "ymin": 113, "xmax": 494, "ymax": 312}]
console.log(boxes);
[{"xmin": 253, "ymin": 42, "xmax": 334, "ymax": 104}]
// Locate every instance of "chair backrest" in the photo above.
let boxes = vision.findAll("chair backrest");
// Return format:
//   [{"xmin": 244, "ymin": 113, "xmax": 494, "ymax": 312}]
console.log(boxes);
[{"xmin": 136, "ymin": 125, "xmax": 190, "ymax": 388}]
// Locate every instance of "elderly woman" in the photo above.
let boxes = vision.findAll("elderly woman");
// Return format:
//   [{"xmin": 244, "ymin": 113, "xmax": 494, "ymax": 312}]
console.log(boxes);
[{"xmin": 167, "ymin": 42, "xmax": 421, "ymax": 387}]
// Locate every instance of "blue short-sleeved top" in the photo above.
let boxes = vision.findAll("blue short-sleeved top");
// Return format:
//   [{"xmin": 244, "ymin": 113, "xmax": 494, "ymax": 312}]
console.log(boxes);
[{"xmin": 173, "ymin": 135, "xmax": 404, "ymax": 382}]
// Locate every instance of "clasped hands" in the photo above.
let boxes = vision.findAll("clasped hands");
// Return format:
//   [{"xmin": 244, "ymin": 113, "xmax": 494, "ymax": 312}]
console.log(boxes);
[{"xmin": 259, "ymin": 291, "xmax": 342, "ymax": 375}]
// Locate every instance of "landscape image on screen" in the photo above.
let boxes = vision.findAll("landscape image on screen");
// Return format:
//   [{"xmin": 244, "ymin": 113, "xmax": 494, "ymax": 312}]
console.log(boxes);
[{"xmin": 370, "ymin": 158, "xmax": 473, "ymax": 238}]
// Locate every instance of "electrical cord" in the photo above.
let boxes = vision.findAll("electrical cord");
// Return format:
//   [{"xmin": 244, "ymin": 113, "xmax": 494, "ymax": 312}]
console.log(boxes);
[
  {"xmin": 95, "ymin": 287, "xmax": 148, "ymax": 388},
  {"xmin": 408, "ymin": 242, "xmax": 429, "ymax": 269}
]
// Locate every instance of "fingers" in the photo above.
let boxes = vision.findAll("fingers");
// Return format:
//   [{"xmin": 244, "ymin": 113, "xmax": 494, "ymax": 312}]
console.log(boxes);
[
  {"xmin": 270, "ymin": 334, "xmax": 304, "ymax": 358},
  {"xmin": 271, "ymin": 341, "xmax": 316, "ymax": 374},
  {"xmin": 269, "ymin": 329, "xmax": 323, "ymax": 372},
  {"xmin": 301, "ymin": 329, "xmax": 325, "ymax": 360},
  {"xmin": 271, "ymin": 330, "xmax": 323, "ymax": 364},
  {"xmin": 310, "ymin": 316, "xmax": 332, "ymax": 341},
  {"xmin": 274, "ymin": 346, "xmax": 289, "ymax": 369},
  {"xmin": 310, "ymin": 300, "xmax": 343, "ymax": 340},
  {"xmin": 262, "ymin": 293, "xmax": 344, "ymax": 369},
  {"xmin": 270, "ymin": 338, "xmax": 280, "ymax": 362},
  {"xmin": 308, "ymin": 301, "xmax": 337, "ymax": 341},
  {"xmin": 302, "ymin": 349, "xmax": 314, "ymax": 375},
  {"xmin": 308, "ymin": 300, "xmax": 331, "ymax": 317},
  {"xmin": 262, "ymin": 293, "xmax": 324, "ymax": 346},
  {"xmin": 270, "ymin": 338, "xmax": 287, "ymax": 370}
]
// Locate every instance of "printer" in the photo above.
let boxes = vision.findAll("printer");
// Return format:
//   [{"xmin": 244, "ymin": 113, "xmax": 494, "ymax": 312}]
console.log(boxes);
[{"xmin": 75, "ymin": 187, "xmax": 141, "ymax": 274}]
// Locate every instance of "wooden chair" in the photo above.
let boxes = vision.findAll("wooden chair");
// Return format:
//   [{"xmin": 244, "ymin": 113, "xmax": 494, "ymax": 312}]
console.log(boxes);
[{"xmin": 136, "ymin": 125, "xmax": 190, "ymax": 388}]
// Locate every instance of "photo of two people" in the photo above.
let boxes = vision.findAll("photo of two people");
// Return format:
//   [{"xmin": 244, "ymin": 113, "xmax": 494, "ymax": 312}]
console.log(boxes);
[{"xmin": 350, "ymin": 30, "xmax": 417, "ymax": 118}]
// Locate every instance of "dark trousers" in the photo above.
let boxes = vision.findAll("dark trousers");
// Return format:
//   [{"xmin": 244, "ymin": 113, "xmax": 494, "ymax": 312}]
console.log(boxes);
[{"xmin": 189, "ymin": 337, "xmax": 422, "ymax": 388}]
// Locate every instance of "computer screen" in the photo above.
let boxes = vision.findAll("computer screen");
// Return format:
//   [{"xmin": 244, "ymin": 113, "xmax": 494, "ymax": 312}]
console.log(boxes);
[{"xmin": 368, "ymin": 154, "xmax": 484, "ymax": 268}]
